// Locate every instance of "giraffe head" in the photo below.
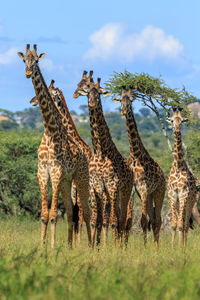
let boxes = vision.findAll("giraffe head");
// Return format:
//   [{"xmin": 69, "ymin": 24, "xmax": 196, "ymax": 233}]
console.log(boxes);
[
  {"xmin": 30, "ymin": 79, "xmax": 61, "ymax": 107},
  {"xmin": 18, "ymin": 44, "xmax": 46, "ymax": 78},
  {"xmin": 112, "ymin": 87, "xmax": 136, "ymax": 115},
  {"xmin": 73, "ymin": 70, "xmax": 93, "ymax": 98},
  {"xmin": 166, "ymin": 107, "xmax": 188, "ymax": 133},
  {"xmin": 73, "ymin": 71, "xmax": 110, "ymax": 107}
]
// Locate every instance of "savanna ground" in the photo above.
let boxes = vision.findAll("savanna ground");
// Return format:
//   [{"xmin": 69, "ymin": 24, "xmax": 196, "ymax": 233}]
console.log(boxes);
[{"xmin": 0, "ymin": 218, "xmax": 200, "ymax": 300}]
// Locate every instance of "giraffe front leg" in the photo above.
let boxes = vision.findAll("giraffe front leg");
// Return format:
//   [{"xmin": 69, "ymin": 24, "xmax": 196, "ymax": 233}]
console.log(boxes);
[
  {"xmin": 140, "ymin": 191, "xmax": 148, "ymax": 246},
  {"xmin": 102, "ymin": 190, "xmax": 110, "ymax": 248},
  {"xmin": 168, "ymin": 189, "xmax": 177, "ymax": 247},
  {"xmin": 60, "ymin": 180, "xmax": 73, "ymax": 248},
  {"xmin": 77, "ymin": 197, "xmax": 83, "ymax": 245},
  {"xmin": 38, "ymin": 170, "xmax": 49, "ymax": 246},
  {"xmin": 119, "ymin": 186, "xmax": 132, "ymax": 247},
  {"xmin": 74, "ymin": 176, "xmax": 91, "ymax": 247},
  {"xmin": 108, "ymin": 184, "xmax": 120, "ymax": 246},
  {"xmin": 178, "ymin": 196, "xmax": 186, "ymax": 247},
  {"xmin": 49, "ymin": 171, "xmax": 62, "ymax": 248},
  {"xmin": 90, "ymin": 187, "xmax": 98, "ymax": 248}
]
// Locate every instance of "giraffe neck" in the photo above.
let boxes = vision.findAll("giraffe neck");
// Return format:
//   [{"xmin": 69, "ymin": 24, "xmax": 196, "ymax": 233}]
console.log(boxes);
[
  {"xmin": 51, "ymin": 88, "xmax": 90, "ymax": 152},
  {"xmin": 125, "ymin": 104, "xmax": 147, "ymax": 159},
  {"xmin": 173, "ymin": 130, "xmax": 184, "ymax": 168},
  {"xmin": 31, "ymin": 65, "xmax": 63, "ymax": 135},
  {"xmin": 88, "ymin": 95, "xmax": 117, "ymax": 158}
]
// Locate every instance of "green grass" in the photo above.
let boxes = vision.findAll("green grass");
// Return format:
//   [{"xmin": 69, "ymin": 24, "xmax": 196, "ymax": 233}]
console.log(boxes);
[{"xmin": 0, "ymin": 218, "xmax": 200, "ymax": 300}]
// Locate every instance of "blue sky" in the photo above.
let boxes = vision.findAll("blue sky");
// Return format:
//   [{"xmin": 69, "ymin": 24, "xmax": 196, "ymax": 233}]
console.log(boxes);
[{"xmin": 0, "ymin": 0, "xmax": 200, "ymax": 113}]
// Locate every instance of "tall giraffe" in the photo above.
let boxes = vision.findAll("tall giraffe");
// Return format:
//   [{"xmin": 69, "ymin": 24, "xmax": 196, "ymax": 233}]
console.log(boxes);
[
  {"xmin": 113, "ymin": 88, "xmax": 166, "ymax": 248},
  {"xmin": 73, "ymin": 72, "xmax": 134, "ymax": 247},
  {"xmin": 18, "ymin": 44, "xmax": 91, "ymax": 248},
  {"xmin": 30, "ymin": 79, "xmax": 90, "ymax": 243},
  {"xmin": 167, "ymin": 107, "xmax": 196, "ymax": 246}
]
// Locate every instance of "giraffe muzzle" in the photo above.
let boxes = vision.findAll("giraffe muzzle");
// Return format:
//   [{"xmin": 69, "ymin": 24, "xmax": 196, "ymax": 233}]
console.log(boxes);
[
  {"xmin": 73, "ymin": 92, "xmax": 78, "ymax": 98},
  {"xmin": 89, "ymin": 101, "xmax": 95, "ymax": 107},
  {"xmin": 26, "ymin": 71, "xmax": 33, "ymax": 78}
]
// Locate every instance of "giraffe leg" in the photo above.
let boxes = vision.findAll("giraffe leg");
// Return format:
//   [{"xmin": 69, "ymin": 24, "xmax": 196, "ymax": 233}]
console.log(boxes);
[
  {"xmin": 119, "ymin": 186, "xmax": 132, "ymax": 247},
  {"xmin": 73, "ymin": 170, "xmax": 91, "ymax": 246},
  {"xmin": 140, "ymin": 191, "xmax": 148, "ymax": 246},
  {"xmin": 168, "ymin": 189, "xmax": 178, "ymax": 247},
  {"xmin": 178, "ymin": 196, "xmax": 186, "ymax": 247},
  {"xmin": 152, "ymin": 186, "xmax": 165, "ymax": 250},
  {"xmin": 125, "ymin": 196, "xmax": 133, "ymax": 247},
  {"xmin": 75, "ymin": 185, "xmax": 91, "ymax": 247},
  {"xmin": 90, "ymin": 185, "xmax": 101, "ymax": 248},
  {"xmin": 49, "ymin": 166, "xmax": 63, "ymax": 248},
  {"xmin": 102, "ymin": 190, "xmax": 110, "ymax": 248},
  {"xmin": 60, "ymin": 180, "xmax": 74, "ymax": 248},
  {"xmin": 38, "ymin": 169, "xmax": 49, "ymax": 246},
  {"xmin": 77, "ymin": 198, "xmax": 83, "ymax": 245},
  {"xmin": 71, "ymin": 181, "xmax": 78, "ymax": 245},
  {"xmin": 107, "ymin": 183, "xmax": 120, "ymax": 246},
  {"xmin": 184, "ymin": 193, "xmax": 196, "ymax": 246}
]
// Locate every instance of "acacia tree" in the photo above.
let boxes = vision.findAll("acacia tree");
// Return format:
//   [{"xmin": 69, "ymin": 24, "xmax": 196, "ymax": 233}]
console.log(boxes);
[
  {"xmin": 105, "ymin": 70, "xmax": 200, "ymax": 225},
  {"xmin": 105, "ymin": 70, "xmax": 196, "ymax": 152}
]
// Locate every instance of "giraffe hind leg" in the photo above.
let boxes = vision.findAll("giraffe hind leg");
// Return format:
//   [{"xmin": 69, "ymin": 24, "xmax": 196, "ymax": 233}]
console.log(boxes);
[
  {"xmin": 60, "ymin": 180, "xmax": 73, "ymax": 248},
  {"xmin": 152, "ymin": 186, "xmax": 165, "ymax": 249}
]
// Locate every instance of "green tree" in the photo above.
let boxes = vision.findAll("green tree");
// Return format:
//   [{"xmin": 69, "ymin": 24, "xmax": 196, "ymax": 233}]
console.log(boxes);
[{"xmin": 0, "ymin": 131, "xmax": 41, "ymax": 217}]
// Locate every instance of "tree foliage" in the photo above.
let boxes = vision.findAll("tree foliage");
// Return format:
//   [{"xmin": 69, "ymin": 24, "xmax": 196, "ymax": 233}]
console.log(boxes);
[{"xmin": 105, "ymin": 70, "xmax": 196, "ymax": 115}]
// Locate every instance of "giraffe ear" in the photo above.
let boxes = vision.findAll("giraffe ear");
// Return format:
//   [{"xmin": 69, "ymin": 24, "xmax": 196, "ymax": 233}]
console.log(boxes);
[
  {"xmin": 182, "ymin": 118, "xmax": 188, "ymax": 123},
  {"xmin": 99, "ymin": 88, "xmax": 111, "ymax": 97},
  {"xmin": 38, "ymin": 53, "xmax": 46, "ymax": 60},
  {"xmin": 17, "ymin": 52, "xmax": 24, "ymax": 59},
  {"xmin": 166, "ymin": 117, "xmax": 173, "ymax": 124},
  {"xmin": 112, "ymin": 97, "xmax": 121, "ymax": 103},
  {"xmin": 78, "ymin": 90, "xmax": 89, "ymax": 96},
  {"xmin": 30, "ymin": 96, "xmax": 39, "ymax": 106}
]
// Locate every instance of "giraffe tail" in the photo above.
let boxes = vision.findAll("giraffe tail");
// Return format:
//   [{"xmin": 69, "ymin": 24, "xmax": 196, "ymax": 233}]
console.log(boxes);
[
  {"xmin": 189, "ymin": 216, "xmax": 194, "ymax": 230},
  {"xmin": 72, "ymin": 184, "xmax": 79, "ymax": 233},
  {"xmin": 147, "ymin": 207, "xmax": 156, "ymax": 231}
]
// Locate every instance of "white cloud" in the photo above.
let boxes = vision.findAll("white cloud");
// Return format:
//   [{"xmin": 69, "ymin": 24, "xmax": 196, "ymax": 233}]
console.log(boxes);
[
  {"xmin": 0, "ymin": 47, "xmax": 19, "ymax": 64},
  {"xmin": 84, "ymin": 23, "xmax": 184, "ymax": 62},
  {"xmin": 40, "ymin": 58, "xmax": 64, "ymax": 72}
]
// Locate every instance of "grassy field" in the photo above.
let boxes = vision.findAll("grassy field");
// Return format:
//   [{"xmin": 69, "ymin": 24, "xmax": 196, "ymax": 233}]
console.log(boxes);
[{"xmin": 0, "ymin": 218, "xmax": 200, "ymax": 300}]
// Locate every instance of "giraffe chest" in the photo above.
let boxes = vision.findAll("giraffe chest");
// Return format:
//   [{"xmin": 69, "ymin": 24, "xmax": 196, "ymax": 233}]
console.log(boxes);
[
  {"xmin": 38, "ymin": 139, "xmax": 81, "ymax": 175},
  {"xmin": 169, "ymin": 167, "xmax": 187, "ymax": 184}
]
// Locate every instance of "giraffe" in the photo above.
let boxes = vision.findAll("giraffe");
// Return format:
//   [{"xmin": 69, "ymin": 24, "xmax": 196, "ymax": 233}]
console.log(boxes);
[
  {"xmin": 167, "ymin": 107, "xmax": 196, "ymax": 246},
  {"xmin": 73, "ymin": 72, "xmax": 134, "ymax": 247},
  {"xmin": 18, "ymin": 44, "xmax": 91, "ymax": 248},
  {"xmin": 29, "ymin": 79, "xmax": 89, "ymax": 244},
  {"xmin": 113, "ymin": 87, "xmax": 166, "ymax": 248}
]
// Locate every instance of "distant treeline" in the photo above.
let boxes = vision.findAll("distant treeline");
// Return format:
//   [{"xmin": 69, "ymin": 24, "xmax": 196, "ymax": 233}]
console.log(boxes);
[{"xmin": 0, "ymin": 107, "xmax": 200, "ymax": 217}]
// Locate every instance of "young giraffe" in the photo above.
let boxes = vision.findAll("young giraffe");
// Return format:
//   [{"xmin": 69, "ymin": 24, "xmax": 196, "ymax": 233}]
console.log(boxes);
[
  {"xmin": 18, "ymin": 44, "xmax": 91, "ymax": 248},
  {"xmin": 113, "ymin": 88, "xmax": 166, "ymax": 248},
  {"xmin": 30, "ymin": 79, "xmax": 88, "ymax": 244},
  {"xmin": 167, "ymin": 107, "xmax": 196, "ymax": 246},
  {"xmin": 73, "ymin": 72, "xmax": 134, "ymax": 247}
]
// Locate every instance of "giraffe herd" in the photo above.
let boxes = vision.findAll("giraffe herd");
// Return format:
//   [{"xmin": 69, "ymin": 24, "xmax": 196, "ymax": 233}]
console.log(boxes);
[{"xmin": 18, "ymin": 44, "xmax": 197, "ymax": 249}]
